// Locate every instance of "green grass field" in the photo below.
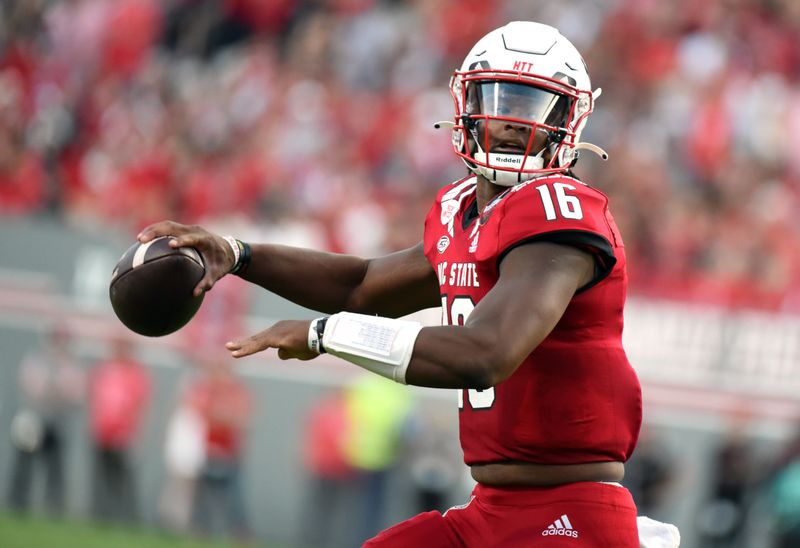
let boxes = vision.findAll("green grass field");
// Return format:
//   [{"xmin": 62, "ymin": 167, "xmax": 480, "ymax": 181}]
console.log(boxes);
[{"xmin": 0, "ymin": 513, "xmax": 285, "ymax": 548}]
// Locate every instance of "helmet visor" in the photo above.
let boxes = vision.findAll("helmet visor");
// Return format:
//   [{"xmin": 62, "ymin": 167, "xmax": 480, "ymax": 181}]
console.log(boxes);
[{"xmin": 466, "ymin": 82, "xmax": 572, "ymax": 128}]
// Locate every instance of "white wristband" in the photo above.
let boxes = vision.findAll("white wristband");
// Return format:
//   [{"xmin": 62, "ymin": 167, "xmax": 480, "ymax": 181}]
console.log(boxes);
[
  {"xmin": 307, "ymin": 317, "xmax": 327, "ymax": 355},
  {"xmin": 321, "ymin": 312, "xmax": 422, "ymax": 384},
  {"xmin": 222, "ymin": 235, "xmax": 240, "ymax": 273}
]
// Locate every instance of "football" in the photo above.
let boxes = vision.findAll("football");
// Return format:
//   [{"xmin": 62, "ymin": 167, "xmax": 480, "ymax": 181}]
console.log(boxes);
[{"xmin": 109, "ymin": 236, "xmax": 205, "ymax": 337}]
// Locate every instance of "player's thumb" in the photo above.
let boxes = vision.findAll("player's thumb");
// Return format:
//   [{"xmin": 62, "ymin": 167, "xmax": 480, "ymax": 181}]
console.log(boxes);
[
  {"xmin": 277, "ymin": 347, "xmax": 293, "ymax": 360},
  {"xmin": 194, "ymin": 275, "xmax": 215, "ymax": 297}
]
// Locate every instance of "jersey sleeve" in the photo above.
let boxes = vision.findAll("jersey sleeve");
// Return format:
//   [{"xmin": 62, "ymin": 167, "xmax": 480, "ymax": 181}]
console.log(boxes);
[
  {"xmin": 481, "ymin": 177, "xmax": 618, "ymax": 286},
  {"xmin": 424, "ymin": 177, "xmax": 477, "ymax": 261},
  {"xmin": 422, "ymin": 194, "xmax": 440, "ymax": 260}
]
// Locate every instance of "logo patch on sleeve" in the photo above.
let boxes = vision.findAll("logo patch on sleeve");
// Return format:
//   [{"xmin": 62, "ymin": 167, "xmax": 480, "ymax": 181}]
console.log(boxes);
[{"xmin": 437, "ymin": 235, "xmax": 450, "ymax": 253}]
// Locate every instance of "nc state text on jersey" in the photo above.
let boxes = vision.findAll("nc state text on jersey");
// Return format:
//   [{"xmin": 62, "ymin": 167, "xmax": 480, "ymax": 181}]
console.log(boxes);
[{"xmin": 437, "ymin": 262, "xmax": 480, "ymax": 288}]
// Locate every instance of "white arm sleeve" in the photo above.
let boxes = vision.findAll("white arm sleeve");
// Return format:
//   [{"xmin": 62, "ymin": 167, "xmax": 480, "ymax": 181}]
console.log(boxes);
[{"xmin": 321, "ymin": 312, "xmax": 423, "ymax": 384}]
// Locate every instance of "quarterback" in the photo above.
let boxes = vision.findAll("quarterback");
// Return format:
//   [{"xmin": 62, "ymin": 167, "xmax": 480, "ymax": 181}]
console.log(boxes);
[{"xmin": 140, "ymin": 22, "xmax": 655, "ymax": 547}]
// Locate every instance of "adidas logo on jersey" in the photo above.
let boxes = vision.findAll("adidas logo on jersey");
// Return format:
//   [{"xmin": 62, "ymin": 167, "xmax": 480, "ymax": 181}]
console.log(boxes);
[{"xmin": 542, "ymin": 514, "xmax": 579, "ymax": 538}]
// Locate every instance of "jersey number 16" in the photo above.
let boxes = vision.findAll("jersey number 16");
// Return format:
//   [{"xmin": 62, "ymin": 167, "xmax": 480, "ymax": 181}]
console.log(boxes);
[
  {"xmin": 442, "ymin": 295, "xmax": 496, "ymax": 410},
  {"xmin": 535, "ymin": 182, "xmax": 583, "ymax": 221}
]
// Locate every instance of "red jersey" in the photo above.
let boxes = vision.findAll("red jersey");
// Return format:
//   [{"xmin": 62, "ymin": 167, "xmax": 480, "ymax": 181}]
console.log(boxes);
[
  {"xmin": 423, "ymin": 175, "xmax": 642, "ymax": 465},
  {"xmin": 90, "ymin": 359, "xmax": 150, "ymax": 449},
  {"xmin": 187, "ymin": 376, "xmax": 252, "ymax": 460}
]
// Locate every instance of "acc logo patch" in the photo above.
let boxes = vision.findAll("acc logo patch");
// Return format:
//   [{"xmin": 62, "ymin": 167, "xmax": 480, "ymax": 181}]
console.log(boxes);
[{"xmin": 437, "ymin": 235, "xmax": 450, "ymax": 253}]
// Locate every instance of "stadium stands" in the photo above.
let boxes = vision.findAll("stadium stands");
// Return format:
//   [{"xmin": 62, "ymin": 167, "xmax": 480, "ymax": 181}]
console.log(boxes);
[{"xmin": 1, "ymin": 0, "xmax": 799, "ymax": 312}]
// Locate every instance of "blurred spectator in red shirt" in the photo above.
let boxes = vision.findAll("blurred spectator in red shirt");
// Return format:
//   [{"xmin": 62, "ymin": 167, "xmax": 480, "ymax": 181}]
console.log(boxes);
[
  {"xmin": 224, "ymin": 0, "xmax": 296, "ymax": 35},
  {"xmin": 299, "ymin": 387, "xmax": 356, "ymax": 548},
  {"xmin": 88, "ymin": 336, "xmax": 151, "ymax": 525},
  {"xmin": 100, "ymin": 0, "xmax": 163, "ymax": 79},
  {"xmin": 187, "ymin": 356, "xmax": 253, "ymax": 540},
  {"xmin": 0, "ymin": 127, "xmax": 46, "ymax": 214},
  {"xmin": 0, "ymin": 65, "xmax": 47, "ymax": 214}
]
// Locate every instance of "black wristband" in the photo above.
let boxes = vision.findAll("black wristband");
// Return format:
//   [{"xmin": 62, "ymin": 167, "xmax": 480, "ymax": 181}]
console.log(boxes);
[
  {"xmin": 233, "ymin": 240, "xmax": 252, "ymax": 276},
  {"xmin": 315, "ymin": 317, "xmax": 328, "ymax": 354}
]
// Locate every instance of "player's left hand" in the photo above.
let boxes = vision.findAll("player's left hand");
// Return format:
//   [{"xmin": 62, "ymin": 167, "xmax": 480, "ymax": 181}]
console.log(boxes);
[{"xmin": 226, "ymin": 320, "xmax": 317, "ymax": 360}]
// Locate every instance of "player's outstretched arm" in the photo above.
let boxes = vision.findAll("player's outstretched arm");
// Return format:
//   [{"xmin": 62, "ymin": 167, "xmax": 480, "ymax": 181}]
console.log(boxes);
[
  {"xmin": 226, "ymin": 241, "xmax": 594, "ymax": 390},
  {"xmin": 239, "ymin": 241, "xmax": 440, "ymax": 317},
  {"xmin": 137, "ymin": 221, "xmax": 440, "ymax": 317}
]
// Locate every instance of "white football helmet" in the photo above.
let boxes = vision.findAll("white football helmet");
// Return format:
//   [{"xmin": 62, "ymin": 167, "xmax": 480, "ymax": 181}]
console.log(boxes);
[{"xmin": 439, "ymin": 21, "xmax": 607, "ymax": 186}]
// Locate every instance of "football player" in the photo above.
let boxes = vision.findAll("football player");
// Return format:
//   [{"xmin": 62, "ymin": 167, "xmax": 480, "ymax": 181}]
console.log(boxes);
[{"xmin": 140, "ymin": 21, "xmax": 647, "ymax": 547}]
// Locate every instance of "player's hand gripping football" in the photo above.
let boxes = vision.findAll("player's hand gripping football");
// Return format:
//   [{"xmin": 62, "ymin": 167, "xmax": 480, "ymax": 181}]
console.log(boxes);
[
  {"xmin": 137, "ymin": 221, "xmax": 235, "ymax": 297},
  {"xmin": 226, "ymin": 320, "xmax": 318, "ymax": 361}
]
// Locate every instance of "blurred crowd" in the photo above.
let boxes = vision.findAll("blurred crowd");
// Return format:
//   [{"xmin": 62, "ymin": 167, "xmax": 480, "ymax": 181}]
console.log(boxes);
[
  {"xmin": 6, "ymin": 326, "xmax": 256, "ymax": 539},
  {"xmin": 1, "ymin": 0, "xmax": 800, "ymax": 312},
  {"xmin": 5, "ymin": 325, "xmax": 463, "ymax": 546}
]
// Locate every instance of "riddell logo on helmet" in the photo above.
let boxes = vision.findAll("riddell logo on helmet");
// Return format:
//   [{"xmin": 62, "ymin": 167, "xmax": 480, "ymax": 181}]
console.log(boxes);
[{"xmin": 513, "ymin": 60, "xmax": 534, "ymax": 72}]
